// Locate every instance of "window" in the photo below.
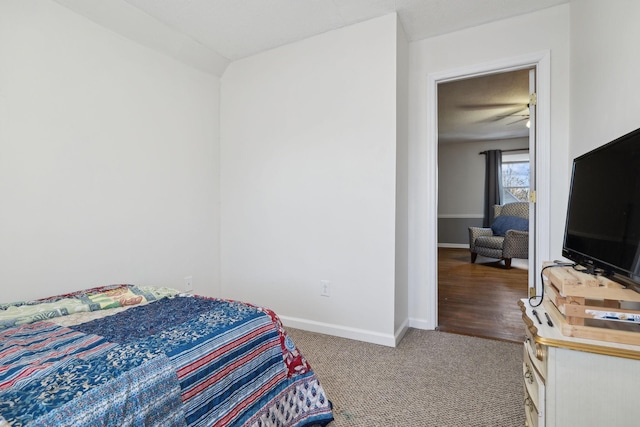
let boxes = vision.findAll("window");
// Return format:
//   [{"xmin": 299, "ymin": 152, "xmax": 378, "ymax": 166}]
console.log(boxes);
[{"xmin": 502, "ymin": 153, "xmax": 530, "ymax": 203}]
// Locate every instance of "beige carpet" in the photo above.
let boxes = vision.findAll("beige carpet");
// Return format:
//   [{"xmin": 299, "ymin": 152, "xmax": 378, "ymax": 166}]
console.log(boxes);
[{"xmin": 287, "ymin": 328, "xmax": 525, "ymax": 427}]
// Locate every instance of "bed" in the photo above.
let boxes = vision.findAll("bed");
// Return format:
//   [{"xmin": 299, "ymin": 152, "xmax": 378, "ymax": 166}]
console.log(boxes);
[{"xmin": 0, "ymin": 285, "xmax": 334, "ymax": 427}]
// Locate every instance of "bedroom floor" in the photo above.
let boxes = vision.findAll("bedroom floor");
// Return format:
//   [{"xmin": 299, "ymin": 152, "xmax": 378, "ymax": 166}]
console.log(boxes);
[
  {"xmin": 287, "ymin": 327, "xmax": 525, "ymax": 426},
  {"xmin": 437, "ymin": 247, "xmax": 528, "ymax": 343}
]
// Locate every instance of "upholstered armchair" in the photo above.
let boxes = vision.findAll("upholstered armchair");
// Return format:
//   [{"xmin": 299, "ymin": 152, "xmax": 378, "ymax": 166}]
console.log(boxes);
[{"xmin": 468, "ymin": 201, "xmax": 529, "ymax": 268}]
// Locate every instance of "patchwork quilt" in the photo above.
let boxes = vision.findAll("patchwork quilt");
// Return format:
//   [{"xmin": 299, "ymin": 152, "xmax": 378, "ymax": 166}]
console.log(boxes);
[{"xmin": 0, "ymin": 287, "xmax": 333, "ymax": 427}]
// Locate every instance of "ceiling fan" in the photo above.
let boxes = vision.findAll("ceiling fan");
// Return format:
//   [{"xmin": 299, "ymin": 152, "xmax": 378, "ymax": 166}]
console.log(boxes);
[
  {"xmin": 499, "ymin": 104, "xmax": 531, "ymax": 127},
  {"xmin": 504, "ymin": 114, "xmax": 530, "ymax": 126},
  {"xmin": 458, "ymin": 102, "xmax": 526, "ymax": 110},
  {"xmin": 461, "ymin": 102, "xmax": 530, "ymax": 126}
]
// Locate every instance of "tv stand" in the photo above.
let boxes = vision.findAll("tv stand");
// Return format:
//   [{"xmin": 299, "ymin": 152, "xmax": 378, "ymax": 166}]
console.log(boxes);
[
  {"xmin": 573, "ymin": 262, "xmax": 606, "ymax": 277},
  {"xmin": 573, "ymin": 263, "xmax": 640, "ymax": 294},
  {"xmin": 628, "ymin": 282, "xmax": 640, "ymax": 294}
]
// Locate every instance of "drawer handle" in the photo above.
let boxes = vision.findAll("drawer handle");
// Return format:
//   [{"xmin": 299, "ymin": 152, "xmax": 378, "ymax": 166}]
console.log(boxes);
[
  {"xmin": 525, "ymin": 396, "xmax": 535, "ymax": 411},
  {"xmin": 525, "ymin": 338, "xmax": 545, "ymax": 362},
  {"xmin": 524, "ymin": 363, "xmax": 534, "ymax": 384}
]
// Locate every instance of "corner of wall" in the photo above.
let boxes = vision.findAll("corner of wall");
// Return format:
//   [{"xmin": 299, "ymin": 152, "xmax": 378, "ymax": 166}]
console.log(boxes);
[{"xmin": 53, "ymin": 0, "xmax": 230, "ymax": 76}]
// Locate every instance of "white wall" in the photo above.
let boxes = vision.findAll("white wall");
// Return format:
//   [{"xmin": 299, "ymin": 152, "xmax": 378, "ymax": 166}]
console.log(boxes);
[
  {"xmin": 394, "ymin": 17, "xmax": 410, "ymax": 339},
  {"xmin": 570, "ymin": 0, "xmax": 640, "ymax": 159},
  {"xmin": 220, "ymin": 14, "xmax": 400, "ymax": 344},
  {"xmin": 0, "ymin": 0, "xmax": 221, "ymax": 302},
  {"xmin": 408, "ymin": 5, "xmax": 571, "ymax": 328}
]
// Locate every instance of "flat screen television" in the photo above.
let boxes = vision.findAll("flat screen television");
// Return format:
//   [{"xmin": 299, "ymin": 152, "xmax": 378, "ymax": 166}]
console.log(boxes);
[{"xmin": 563, "ymin": 126, "xmax": 640, "ymax": 292}]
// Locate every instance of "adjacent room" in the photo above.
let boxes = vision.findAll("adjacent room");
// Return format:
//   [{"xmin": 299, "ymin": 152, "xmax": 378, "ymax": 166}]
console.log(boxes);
[
  {"xmin": 437, "ymin": 70, "xmax": 532, "ymax": 342},
  {"xmin": 3, "ymin": 0, "xmax": 640, "ymax": 425}
]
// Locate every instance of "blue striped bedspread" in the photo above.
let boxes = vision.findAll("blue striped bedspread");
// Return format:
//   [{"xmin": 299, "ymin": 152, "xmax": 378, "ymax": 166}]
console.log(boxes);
[{"xmin": 0, "ymin": 295, "xmax": 333, "ymax": 426}]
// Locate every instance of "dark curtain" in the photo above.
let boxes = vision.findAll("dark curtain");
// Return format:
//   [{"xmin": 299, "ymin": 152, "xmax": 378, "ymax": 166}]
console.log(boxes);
[{"xmin": 483, "ymin": 149, "xmax": 503, "ymax": 227}]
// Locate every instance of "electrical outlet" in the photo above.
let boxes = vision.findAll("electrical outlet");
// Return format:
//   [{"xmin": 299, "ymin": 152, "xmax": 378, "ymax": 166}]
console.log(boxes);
[
  {"xmin": 320, "ymin": 280, "xmax": 331, "ymax": 297},
  {"xmin": 184, "ymin": 276, "xmax": 193, "ymax": 292}
]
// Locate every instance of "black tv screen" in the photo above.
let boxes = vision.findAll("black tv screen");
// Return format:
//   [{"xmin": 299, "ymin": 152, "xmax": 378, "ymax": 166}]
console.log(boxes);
[{"xmin": 563, "ymin": 126, "xmax": 640, "ymax": 289}]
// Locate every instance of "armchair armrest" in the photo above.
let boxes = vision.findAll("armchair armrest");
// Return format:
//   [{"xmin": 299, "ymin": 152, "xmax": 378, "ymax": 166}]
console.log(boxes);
[
  {"xmin": 503, "ymin": 230, "xmax": 529, "ymax": 259},
  {"xmin": 468, "ymin": 227, "xmax": 493, "ymax": 252}
]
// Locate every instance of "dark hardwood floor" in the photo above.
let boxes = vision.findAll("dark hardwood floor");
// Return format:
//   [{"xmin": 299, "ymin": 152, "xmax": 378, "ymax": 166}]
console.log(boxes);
[{"xmin": 438, "ymin": 247, "xmax": 528, "ymax": 343}]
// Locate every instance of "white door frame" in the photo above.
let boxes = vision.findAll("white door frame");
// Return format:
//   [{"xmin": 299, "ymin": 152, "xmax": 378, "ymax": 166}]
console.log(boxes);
[{"xmin": 425, "ymin": 51, "xmax": 551, "ymax": 329}]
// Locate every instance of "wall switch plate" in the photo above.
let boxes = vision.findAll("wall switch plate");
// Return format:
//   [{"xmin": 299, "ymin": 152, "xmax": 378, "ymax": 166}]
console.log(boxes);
[
  {"xmin": 320, "ymin": 280, "xmax": 331, "ymax": 297},
  {"xmin": 184, "ymin": 276, "xmax": 193, "ymax": 292}
]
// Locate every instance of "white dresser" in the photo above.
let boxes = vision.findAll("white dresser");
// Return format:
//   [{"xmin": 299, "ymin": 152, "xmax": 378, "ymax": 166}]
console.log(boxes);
[{"xmin": 520, "ymin": 299, "xmax": 640, "ymax": 426}]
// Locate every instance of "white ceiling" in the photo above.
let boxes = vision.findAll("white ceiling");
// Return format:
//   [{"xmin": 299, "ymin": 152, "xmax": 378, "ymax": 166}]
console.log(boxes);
[
  {"xmin": 115, "ymin": 0, "xmax": 562, "ymax": 142},
  {"xmin": 122, "ymin": 0, "xmax": 568, "ymax": 61}
]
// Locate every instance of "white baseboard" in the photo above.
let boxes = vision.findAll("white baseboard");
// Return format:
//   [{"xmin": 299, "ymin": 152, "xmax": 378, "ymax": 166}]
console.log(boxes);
[
  {"xmin": 279, "ymin": 315, "xmax": 397, "ymax": 347},
  {"xmin": 409, "ymin": 317, "xmax": 435, "ymax": 330},
  {"xmin": 280, "ymin": 316, "xmax": 431, "ymax": 347},
  {"xmin": 438, "ymin": 243, "xmax": 469, "ymax": 249},
  {"xmin": 394, "ymin": 318, "xmax": 410, "ymax": 346}
]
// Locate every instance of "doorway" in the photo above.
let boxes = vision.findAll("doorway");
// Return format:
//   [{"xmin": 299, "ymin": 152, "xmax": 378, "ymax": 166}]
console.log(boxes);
[
  {"xmin": 436, "ymin": 69, "xmax": 531, "ymax": 341},
  {"xmin": 423, "ymin": 51, "xmax": 552, "ymax": 332}
]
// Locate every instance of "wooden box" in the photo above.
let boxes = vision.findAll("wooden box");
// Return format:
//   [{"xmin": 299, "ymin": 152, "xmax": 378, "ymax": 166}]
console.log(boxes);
[{"xmin": 543, "ymin": 264, "xmax": 640, "ymax": 345}]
